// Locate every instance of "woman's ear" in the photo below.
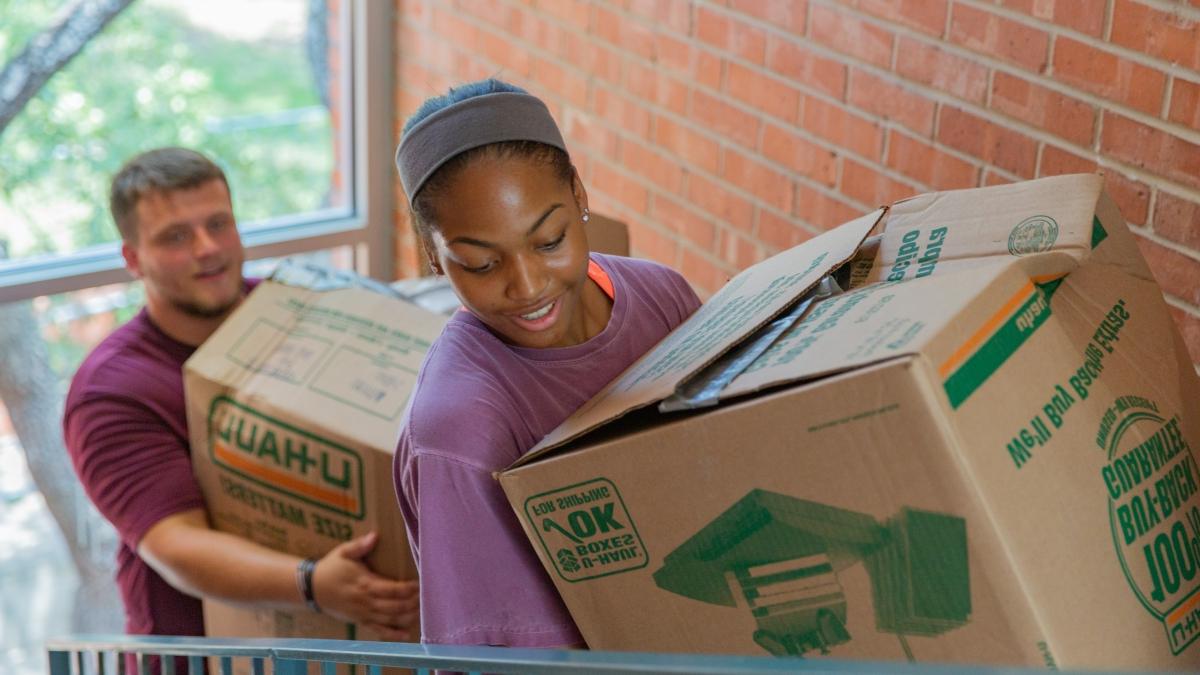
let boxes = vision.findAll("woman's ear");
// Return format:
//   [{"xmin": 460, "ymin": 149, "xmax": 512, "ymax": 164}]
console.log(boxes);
[
  {"xmin": 418, "ymin": 233, "xmax": 442, "ymax": 276},
  {"xmin": 571, "ymin": 166, "xmax": 589, "ymax": 220},
  {"xmin": 425, "ymin": 247, "xmax": 443, "ymax": 275}
]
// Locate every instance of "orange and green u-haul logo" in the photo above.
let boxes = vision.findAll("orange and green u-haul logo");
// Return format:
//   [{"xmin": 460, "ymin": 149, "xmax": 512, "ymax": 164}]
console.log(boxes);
[
  {"xmin": 207, "ymin": 396, "xmax": 365, "ymax": 519},
  {"xmin": 940, "ymin": 276, "xmax": 1063, "ymax": 409}
]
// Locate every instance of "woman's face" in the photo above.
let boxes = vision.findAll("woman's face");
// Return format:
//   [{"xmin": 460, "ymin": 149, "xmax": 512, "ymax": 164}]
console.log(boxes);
[{"xmin": 427, "ymin": 152, "xmax": 608, "ymax": 349}]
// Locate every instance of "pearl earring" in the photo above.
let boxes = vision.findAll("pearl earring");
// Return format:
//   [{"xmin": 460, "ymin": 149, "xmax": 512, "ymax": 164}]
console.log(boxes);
[{"xmin": 582, "ymin": 208, "xmax": 590, "ymax": 223}]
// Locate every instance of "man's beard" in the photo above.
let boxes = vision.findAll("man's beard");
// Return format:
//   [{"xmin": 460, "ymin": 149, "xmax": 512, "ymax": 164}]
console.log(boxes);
[{"xmin": 173, "ymin": 291, "xmax": 240, "ymax": 319}]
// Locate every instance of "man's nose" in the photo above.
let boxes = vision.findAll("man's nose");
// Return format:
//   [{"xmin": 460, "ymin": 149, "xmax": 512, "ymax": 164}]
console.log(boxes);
[{"xmin": 192, "ymin": 226, "xmax": 220, "ymax": 256}]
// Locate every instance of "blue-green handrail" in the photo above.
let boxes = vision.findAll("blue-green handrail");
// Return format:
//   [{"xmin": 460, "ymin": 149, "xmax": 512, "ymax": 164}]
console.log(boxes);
[{"xmin": 44, "ymin": 635, "xmax": 1076, "ymax": 675}]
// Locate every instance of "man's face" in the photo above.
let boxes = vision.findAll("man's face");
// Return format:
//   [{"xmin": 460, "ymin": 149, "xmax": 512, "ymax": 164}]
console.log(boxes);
[
  {"xmin": 428, "ymin": 154, "xmax": 595, "ymax": 350},
  {"xmin": 122, "ymin": 179, "xmax": 245, "ymax": 319}
]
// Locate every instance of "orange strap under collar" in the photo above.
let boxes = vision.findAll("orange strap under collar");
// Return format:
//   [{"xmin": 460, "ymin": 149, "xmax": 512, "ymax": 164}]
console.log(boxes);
[{"xmin": 588, "ymin": 259, "xmax": 614, "ymax": 300}]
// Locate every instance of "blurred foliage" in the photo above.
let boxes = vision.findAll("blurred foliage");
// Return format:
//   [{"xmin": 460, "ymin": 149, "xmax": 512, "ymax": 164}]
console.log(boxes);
[
  {"xmin": 0, "ymin": 0, "xmax": 337, "ymax": 383},
  {"xmin": 0, "ymin": 0, "xmax": 335, "ymax": 260}
]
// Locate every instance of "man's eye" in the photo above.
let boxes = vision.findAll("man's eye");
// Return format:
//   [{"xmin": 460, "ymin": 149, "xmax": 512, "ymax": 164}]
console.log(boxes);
[{"xmin": 161, "ymin": 230, "xmax": 188, "ymax": 245}]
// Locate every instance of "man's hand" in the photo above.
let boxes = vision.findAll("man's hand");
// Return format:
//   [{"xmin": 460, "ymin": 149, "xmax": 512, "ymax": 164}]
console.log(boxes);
[
  {"xmin": 312, "ymin": 531, "xmax": 420, "ymax": 641},
  {"xmin": 139, "ymin": 510, "xmax": 419, "ymax": 640}
]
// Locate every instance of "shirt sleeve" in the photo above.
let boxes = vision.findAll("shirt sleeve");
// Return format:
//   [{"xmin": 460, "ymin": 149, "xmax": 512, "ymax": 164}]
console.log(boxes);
[
  {"xmin": 402, "ymin": 450, "xmax": 582, "ymax": 647},
  {"xmin": 669, "ymin": 268, "xmax": 703, "ymax": 320},
  {"xmin": 64, "ymin": 392, "xmax": 205, "ymax": 550}
]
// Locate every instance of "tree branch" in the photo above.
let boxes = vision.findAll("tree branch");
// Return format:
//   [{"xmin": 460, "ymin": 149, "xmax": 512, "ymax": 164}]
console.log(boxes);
[{"xmin": 0, "ymin": 0, "xmax": 136, "ymax": 135}]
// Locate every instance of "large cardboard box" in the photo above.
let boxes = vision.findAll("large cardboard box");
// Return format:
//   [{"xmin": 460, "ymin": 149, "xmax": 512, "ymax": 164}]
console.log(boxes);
[
  {"xmin": 184, "ymin": 273, "xmax": 446, "ymax": 645},
  {"xmin": 498, "ymin": 174, "xmax": 1200, "ymax": 670}
]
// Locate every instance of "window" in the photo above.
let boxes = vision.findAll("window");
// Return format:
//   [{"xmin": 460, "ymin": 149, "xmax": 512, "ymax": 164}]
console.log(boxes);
[
  {"xmin": 0, "ymin": 0, "xmax": 394, "ymax": 302},
  {"xmin": 0, "ymin": 1, "xmax": 392, "ymax": 671}
]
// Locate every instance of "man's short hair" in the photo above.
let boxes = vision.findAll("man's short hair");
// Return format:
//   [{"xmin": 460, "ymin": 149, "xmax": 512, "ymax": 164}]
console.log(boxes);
[{"xmin": 109, "ymin": 147, "xmax": 230, "ymax": 242}]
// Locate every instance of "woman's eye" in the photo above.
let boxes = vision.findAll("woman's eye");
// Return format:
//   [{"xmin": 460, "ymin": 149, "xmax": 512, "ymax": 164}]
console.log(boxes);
[
  {"xmin": 462, "ymin": 261, "xmax": 495, "ymax": 274},
  {"xmin": 538, "ymin": 232, "xmax": 567, "ymax": 252}
]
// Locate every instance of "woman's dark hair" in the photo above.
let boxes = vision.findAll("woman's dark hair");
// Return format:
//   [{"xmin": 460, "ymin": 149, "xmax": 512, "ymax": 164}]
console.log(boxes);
[{"xmin": 404, "ymin": 79, "xmax": 574, "ymax": 243}]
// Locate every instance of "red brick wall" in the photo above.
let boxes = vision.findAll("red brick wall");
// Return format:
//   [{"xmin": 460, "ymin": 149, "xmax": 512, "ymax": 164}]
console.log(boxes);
[{"xmin": 392, "ymin": 0, "xmax": 1200, "ymax": 366}]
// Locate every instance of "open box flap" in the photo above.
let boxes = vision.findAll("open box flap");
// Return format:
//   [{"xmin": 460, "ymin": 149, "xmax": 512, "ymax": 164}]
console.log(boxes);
[{"xmin": 511, "ymin": 208, "xmax": 885, "ymax": 467}]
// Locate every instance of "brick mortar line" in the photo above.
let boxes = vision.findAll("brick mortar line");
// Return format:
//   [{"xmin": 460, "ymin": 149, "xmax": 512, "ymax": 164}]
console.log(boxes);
[
  {"xmin": 620, "ymin": 200, "xmax": 694, "ymax": 267},
  {"xmin": 588, "ymin": 140, "xmax": 870, "ymax": 250},
  {"xmin": 1131, "ymin": 224, "xmax": 1200, "ymax": 264},
  {"xmin": 666, "ymin": 0, "xmax": 964, "ymax": 113},
  {"xmin": 609, "ymin": 4, "xmax": 1200, "ymax": 177},
  {"xmin": 433, "ymin": 0, "xmax": 1200, "ymax": 140},
  {"xmin": 1079, "ymin": 152, "xmax": 1200, "ymax": 205},
  {"xmin": 671, "ymin": 229, "xmax": 740, "ymax": 274},
  {"xmin": 452, "ymin": 0, "xmax": 1200, "ymax": 163},
  {"xmin": 753, "ymin": 197, "xmax": 859, "ymax": 240},
  {"xmin": 587, "ymin": 151, "xmax": 740, "ymax": 235},
  {"xmin": 589, "ymin": 149, "xmax": 789, "ymax": 247},
  {"xmin": 408, "ymin": 8, "xmax": 1200, "ymax": 210},
  {"xmin": 976, "ymin": 162, "xmax": 1026, "ymax": 185},
  {"xmin": 427, "ymin": 12, "xmax": 932, "ymax": 213},
  {"xmin": 576, "ymin": 55, "xmax": 1199, "ymax": 232},
  {"xmin": 951, "ymin": 0, "xmax": 1200, "ymax": 76},
  {"xmin": 807, "ymin": 0, "xmax": 1200, "ymax": 146},
  {"xmin": 586, "ymin": 190, "xmax": 679, "ymax": 257},
  {"xmin": 1164, "ymin": 294, "xmax": 1200, "ymax": 319},
  {"xmin": 1131, "ymin": 0, "xmax": 1200, "ymax": 23},
  {"xmin": 673, "ymin": 24, "xmax": 1200, "ymax": 202},
  {"xmin": 1154, "ymin": 179, "xmax": 1200, "ymax": 209},
  {"xmin": 704, "ymin": 0, "xmax": 1200, "ymax": 146},
  {"xmin": 421, "ymin": 32, "xmax": 1200, "ymax": 218},
  {"xmin": 1145, "ymin": 183, "xmax": 1160, "ymax": 235},
  {"xmin": 1034, "ymin": 135, "xmax": 1046, "ymax": 177},
  {"xmin": 1162, "ymin": 76, "xmax": 1175, "ymax": 120}
]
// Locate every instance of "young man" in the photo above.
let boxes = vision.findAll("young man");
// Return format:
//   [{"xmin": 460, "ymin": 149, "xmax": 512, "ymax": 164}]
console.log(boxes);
[{"xmin": 64, "ymin": 147, "xmax": 418, "ymax": 641}]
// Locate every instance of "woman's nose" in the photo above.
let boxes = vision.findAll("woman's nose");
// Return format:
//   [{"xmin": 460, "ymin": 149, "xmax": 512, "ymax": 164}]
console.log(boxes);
[{"xmin": 507, "ymin": 254, "xmax": 546, "ymax": 302}]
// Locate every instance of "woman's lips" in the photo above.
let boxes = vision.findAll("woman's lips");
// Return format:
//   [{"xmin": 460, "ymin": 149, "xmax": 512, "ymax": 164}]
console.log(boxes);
[{"xmin": 510, "ymin": 298, "xmax": 561, "ymax": 332}]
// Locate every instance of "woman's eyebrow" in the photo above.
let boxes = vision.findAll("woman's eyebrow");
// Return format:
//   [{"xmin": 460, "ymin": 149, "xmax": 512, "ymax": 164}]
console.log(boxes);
[
  {"xmin": 525, "ymin": 203, "xmax": 564, "ymax": 236},
  {"xmin": 447, "ymin": 203, "xmax": 565, "ymax": 248}
]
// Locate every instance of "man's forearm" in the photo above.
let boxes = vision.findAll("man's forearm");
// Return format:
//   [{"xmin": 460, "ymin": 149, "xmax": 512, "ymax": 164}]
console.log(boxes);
[{"xmin": 138, "ymin": 509, "xmax": 304, "ymax": 608}]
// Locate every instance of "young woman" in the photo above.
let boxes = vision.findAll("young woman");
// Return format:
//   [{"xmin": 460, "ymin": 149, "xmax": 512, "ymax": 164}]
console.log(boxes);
[{"xmin": 393, "ymin": 79, "xmax": 701, "ymax": 648}]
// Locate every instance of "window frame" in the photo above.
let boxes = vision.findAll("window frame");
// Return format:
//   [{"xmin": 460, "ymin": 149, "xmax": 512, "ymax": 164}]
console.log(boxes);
[{"xmin": 0, "ymin": 0, "xmax": 394, "ymax": 304}]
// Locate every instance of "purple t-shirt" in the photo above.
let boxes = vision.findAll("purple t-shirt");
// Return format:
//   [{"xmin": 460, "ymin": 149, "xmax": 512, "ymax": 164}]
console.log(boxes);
[
  {"xmin": 63, "ymin": 281, "xmax": 258, "ymax": 637},
  {"xmin": 394, "ymin": 254, "xmax": 701, "ymax": 647}
]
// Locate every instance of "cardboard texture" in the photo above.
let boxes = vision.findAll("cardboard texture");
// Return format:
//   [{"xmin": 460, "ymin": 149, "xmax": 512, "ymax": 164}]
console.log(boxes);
[
  {"xmin": 499, "ymin": 174, "xmax": 1200, "ymax": 670},
  {"xmin": 184, "ymin": 276, "xmax": 446, "ymax": 670}
]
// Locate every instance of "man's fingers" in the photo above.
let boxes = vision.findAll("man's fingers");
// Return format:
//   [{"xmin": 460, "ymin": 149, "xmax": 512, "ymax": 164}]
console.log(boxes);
[
  {"xmin": 396, "ymin": 609, "xmax": 419, "ymax": 630},
  {"xmin": 362, "ymin": 596, "xmax": 418, "ymax": 616},
  {"xmin": 366, "ymin": 607, "xmax": 419, "ymax": 630},
  {"xmin": 366, "ymin": 623, "xmax": 414, "ymax": 642},
  {"xmin": 335, "ymin": 530, "xmax": 379, "ymax": 560},
  {"xmin": 364, "ymin": 577, "xmax": 419, "ymax": 599}
]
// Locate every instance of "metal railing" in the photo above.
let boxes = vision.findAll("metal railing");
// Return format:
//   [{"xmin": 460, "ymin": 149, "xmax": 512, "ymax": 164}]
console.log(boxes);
[{"xmin": 45, "ymin": 635, "xmax": 1060, "ymax": 675}]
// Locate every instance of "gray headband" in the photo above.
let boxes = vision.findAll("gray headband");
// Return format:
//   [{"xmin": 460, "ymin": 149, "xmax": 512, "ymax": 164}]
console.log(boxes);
[{"xmin": 396, "ymin": 92, "xmax": 567, "ymax": 205}]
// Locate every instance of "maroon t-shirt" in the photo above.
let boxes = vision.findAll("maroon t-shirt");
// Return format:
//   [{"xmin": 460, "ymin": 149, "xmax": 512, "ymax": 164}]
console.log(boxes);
[{"xmin": 64, "ymin": 281, "xmax": 257, "ymax": 637}]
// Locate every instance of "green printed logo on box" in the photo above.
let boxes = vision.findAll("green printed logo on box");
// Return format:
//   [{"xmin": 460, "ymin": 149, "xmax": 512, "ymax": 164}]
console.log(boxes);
[
  {"xmin": 207, "ymin": 396, "xmax": 366, "ymax": 520},
  {"xmin": 524, "ymin": 478, "xmax": 648, "ymax": 582},
  {"xmin": 1099, "ymin": 396, "xmax": 1200, "ymax": 655},
  {"xmin": 1007, "ymin": 215, "xmax": 1059, "ymax": 256},
  {"xmin": 652, "ymin": 489, "xmax": 970, "ymax": 659}
]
